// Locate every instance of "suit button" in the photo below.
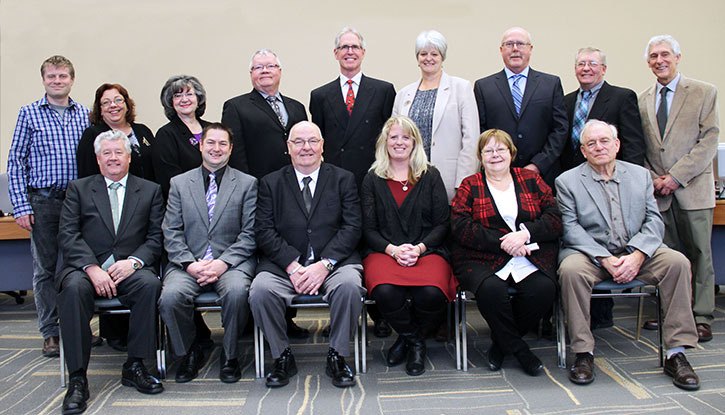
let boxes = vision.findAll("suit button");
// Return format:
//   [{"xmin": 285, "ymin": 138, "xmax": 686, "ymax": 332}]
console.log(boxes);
[
  {"xmin": 341, "ymin": 148, "xmax": 345, "ymax": 152},
  {"xmin": 518, "ymin": 134, "xmax": 523, "ymax": 139},
  {"xmin": 307, "ymin": 229, "xmax": 312, "ymax": 234},
  {"xmin": 660, "ymin": 148, "xmax": 665, "ymax": 152}
]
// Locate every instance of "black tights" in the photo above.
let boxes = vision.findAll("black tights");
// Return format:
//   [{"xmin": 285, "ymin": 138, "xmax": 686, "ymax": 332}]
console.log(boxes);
[{"xmin": 371, "ymin": 284, "xmax": 447, "ymax": 335}]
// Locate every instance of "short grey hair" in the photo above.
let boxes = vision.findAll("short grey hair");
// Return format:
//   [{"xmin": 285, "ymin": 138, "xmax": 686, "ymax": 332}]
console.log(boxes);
[
  {"xmin": 94, "ymin": 130, "xmax": 131, "ymax": 155},
  {"xmin": 334, "ymin": 26, "xmax": 365, "ymax": 49},
  {"xmin": 575, "ymin": 47, "xmax": 607, "ymax": 66},
  {"xmin": 644, "ymin": 35, "xmax": 681, "ymax": 59},
  {"xmin": 415, "ymin": 30, "xmax": 448, "ymax": 61},
  {"xmin": 249, "ymin": 48, "xmax": 282, "ymax": 70},
  {"xmin": 160, "ymin": 75, "xmax": 207, "ymax": 120},
  {"xmin": 580, "ymin": 119, "xmax": 618, "ymax": 144}
]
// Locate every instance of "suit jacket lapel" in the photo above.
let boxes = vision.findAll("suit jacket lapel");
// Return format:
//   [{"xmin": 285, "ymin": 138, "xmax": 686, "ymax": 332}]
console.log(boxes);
[
  {"xmin": 115, "ymin": 175, "xmax": 140, "ymax": 239},
  {"xmin": 347, "ymin": 75, "xmax": 375, "ymax": 135},
  {"xmin": 284, "ymin": 167, "xmax": 309, "ymax": 217},
  {"xmin": 91, "ymin": 175, "xmax": 115, "ymax": 236},
  {"xmin": 493, "ymin": 70, "xmax": 518, "ymax": 118},
  {"xmin": 431, "ymin": 72, "xmax": 451, "ymax": 136},
  {"xmin": 209, "ymin": 169, "xmax": 237, "ymax": 231},
  {"xmin": 249, "ymin": 90, "xmax": 284, "ymax": 128},
  {"xmin": 519, "ymin": 69, "xmax": 540, "ymax": 116},
  {"xmin": 579, "ymin": 167, "xmax": 613, "ymax": 230},
  {"xmin": 189, "ymin": 168, "xmax": 209, "ymax": 230},
  {"xmin": 308, "ymin": 164, "xmax": 330, "ymax": 216},
  {"xmin": 325, "ymin": 79, "xmax": 349, "ymax": 131},
  {"xmin": 664, "ymin": 78, "xmax": 689, "ymax": 141},
  {"xmin": 588, "ymin": 82, "xmax": 611, "ymax": 120},
  {"xmin": 616, "ymin": 163, "xmax": 635, "ymax": 235},
  {"xmin": 643, "ymin": 86, "xmax": 661, "ymax": 142}
]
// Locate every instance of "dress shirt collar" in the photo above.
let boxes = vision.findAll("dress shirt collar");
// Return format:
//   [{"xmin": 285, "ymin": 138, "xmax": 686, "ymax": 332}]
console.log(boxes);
[
  {"xmin": 504, "ymin": 66, "xmax": 530, "ymax": 80},
  {"xmin": 657, "ymin": 72, "xmax": 681, "ymax": 93},
  {"xmin": 294, "ymin": 167, "xmax": 320, "ymax": 191},
  {"xmin": 39, "ymin": 94, "xmax": 79, "ymax": 109},
  {"xmin": 588, "ymin": 163, "xmax": 621, "ymax": 183},
  {"xmin": 104, "ymin": 174, "xmax": 129, "ymax": 188},
  {"xmin": 257, "ymin": 89, "xmax": 283, "ymax": 102},
  {"xmin": 580, "ymin": 80, "xmax": 604, "ymax": 96},
  {"xmin": 339, "ymin": 71, "xmax": 363, "ymax": 88}
]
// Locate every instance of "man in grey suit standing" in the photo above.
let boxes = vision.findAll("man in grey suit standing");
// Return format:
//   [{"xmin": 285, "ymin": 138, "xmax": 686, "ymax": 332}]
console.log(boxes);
[
  {"xmin": 556, "ymin": 120, "xmax": 700, "ymax": 390},
  {"xmin": 639, "ymin": 35, "xmax": 719, "ymax": 343},
  {"xmin": 159, "ymin": 123, "xmax": 257, "ymax": 384}
]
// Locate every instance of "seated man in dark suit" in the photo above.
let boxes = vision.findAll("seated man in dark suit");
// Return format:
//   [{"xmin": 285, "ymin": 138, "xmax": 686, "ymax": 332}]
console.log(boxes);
[
  {"xmin": 250, "ymin": 121, "xmax": 364, "ymax": 388},
  {"xmin": 57, "ymin": 130, "xmax": 165, "ymax": 414},
  {"xmin": 556, "ymin": 120, "xmax": 700, "ymax": 391},
  {"xmin": 159, "ymin": 123, "xmax": 258, "ymax": 384}
]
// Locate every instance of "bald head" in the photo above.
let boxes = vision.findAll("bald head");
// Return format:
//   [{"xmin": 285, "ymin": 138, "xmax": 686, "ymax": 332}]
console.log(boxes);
[
  {"xmin": 500, "ymin": 27, "xmax": 533, "ymax": 73},
  {"xmin": 288, "ymin": 121, "xmax": 324, "ymax": 174}
]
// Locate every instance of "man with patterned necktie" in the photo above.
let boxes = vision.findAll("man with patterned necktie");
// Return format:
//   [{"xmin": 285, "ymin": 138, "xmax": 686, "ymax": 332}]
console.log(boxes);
[{"xmin": 159, "ymin": 123, "xmax": 258, "ymax": 384}]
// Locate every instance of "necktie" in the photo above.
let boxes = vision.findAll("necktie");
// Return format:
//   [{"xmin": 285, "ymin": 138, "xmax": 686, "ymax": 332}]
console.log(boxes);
[
  {"xmin": 108, "ymin": 182, "xmax": 122, "ymax": 232},
  {"xmin": 203, "ymin": 172, "xmax": 217, "ymax": 260},
  {"xmin": 571, "ymin": 90, "xmax": 593, "ymax": 148},
  {"xmin": 266, "ymin": 95, "xmax": 286, "ymax": 128},
  {"xmin": 657, "ymin": 87, "xmax": 669, "ymax": 138},
  {"xmin": 511, "ymin": 74, "xmax": 524, "ymax": 116},
  {"xmin": 345, "ymin": 79, "xmax": 355, "ymax": 115},
  {"xmin": 301, "ymin": 176, "xmax": 312, "ymax": 213}
]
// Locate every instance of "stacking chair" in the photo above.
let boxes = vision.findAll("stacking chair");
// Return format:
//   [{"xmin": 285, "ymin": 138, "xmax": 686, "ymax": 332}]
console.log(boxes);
[
  {"xmin": 455, "ymin": 287, "xmax": 566, "ymax": 372},
  {"xmin": 59, "ymin": 298, "xmax": 165, "ymax": 387},
  {"xmin": 254, "ymin": 294, "xmax": 364, "ymax": 378},
  {"xmin": 557, "ymin": 278, "xmax": 663, "ymax": 367}
]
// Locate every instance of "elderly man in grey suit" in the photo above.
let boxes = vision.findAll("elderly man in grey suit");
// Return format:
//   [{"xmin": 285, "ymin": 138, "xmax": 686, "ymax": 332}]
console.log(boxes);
[
  {"xmin": 159, "ymin": 123, "xmax": 257, "ymax": 384},
  {"xmin": 639, "ymin": 35, "xmax": 719, "ymax": 343},
  {"xmin": 556, "ymin": 120, "xmax": 700, "ymax": 390}
]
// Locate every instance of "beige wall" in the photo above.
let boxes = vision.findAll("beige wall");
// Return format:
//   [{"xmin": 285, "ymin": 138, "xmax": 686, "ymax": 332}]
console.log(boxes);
[{"xmin": 2, "ymin": 0, "xmax": 723, "ymax": 171}]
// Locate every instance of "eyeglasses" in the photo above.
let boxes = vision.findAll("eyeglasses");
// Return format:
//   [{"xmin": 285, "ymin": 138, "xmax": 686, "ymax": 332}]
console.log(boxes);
[
  {"xmin": 251, "ymin": 63, "xmax": 280, "ymax": 72},
  {"xmin": 336, "ymin": 44, "xmax": 362, "ymax": 52},
  {"xmin": 576, "ymin": 61, "xmax": 601, "ymax": 69},
  {"xmin": 501, "ymin": 41, "xmax": 530, "ymax": 49},
  {"xmin": 583, "ymin": 137, "xmax": 614, "ymax": 149},
  {"xmin": 482, "ymin": 147, "xmax": 510, "ymax": 156},
  {"xmin": 289, "ymin": 138, "xmax": 322, "ymax": 148},
  {"xmin": 173, "ymin": 92, "xmax": 195, "ymax": 100},
  {"xmin": 100, "ymin": 97, "xmax": 125, "ymax": 108}
]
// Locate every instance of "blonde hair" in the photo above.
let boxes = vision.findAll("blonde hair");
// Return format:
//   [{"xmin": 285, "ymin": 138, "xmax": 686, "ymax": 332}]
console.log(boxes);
[{"xmin": 370, "ymin": 116, "xmax": 429, "ymax": 183}]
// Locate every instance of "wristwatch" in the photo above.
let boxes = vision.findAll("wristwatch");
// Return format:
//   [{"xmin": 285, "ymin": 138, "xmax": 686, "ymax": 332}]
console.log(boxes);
[
  {"xmin": 131, "ymin": 259, "xmax": 141, "ymax": 270},
  {"xmin": 321, "ymin": 258, "xmax": 334, "ymax": 271}
]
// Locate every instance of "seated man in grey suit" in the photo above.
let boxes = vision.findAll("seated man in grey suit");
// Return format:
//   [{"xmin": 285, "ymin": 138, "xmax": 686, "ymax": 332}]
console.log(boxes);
[
  {"xmin": 556, "ymin": 120, "xmax": 700, "ymax": 390},
  {"xmin": 57, "ymin": 130, "xmax": 164, "ymax": 414},
  {"xmin": 250, "ymin": 121, "xmax": 364, "ymax": 388},
  {"xmin": 159, "ymin": 123, "xmax": 257, "ymax": 384}
]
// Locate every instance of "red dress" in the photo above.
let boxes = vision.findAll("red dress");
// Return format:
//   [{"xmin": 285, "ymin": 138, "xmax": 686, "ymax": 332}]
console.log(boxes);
[{"xmin": 363, "ymin": 180, "xmax": 457, "ymax": 301}]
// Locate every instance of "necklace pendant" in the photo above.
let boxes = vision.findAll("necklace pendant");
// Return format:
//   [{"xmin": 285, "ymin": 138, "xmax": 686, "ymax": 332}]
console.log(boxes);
[{"xmin": 402, "ymin": 185, "xmax": 408, "ymax": 191}]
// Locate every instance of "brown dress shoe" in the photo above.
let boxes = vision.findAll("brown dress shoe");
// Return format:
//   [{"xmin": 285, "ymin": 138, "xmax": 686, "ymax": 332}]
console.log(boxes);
[
  {"xmin": 664, "ymin": 352, "xmax": 700, "ymax": 390},
  {"xmin": 642, "ymin": 319, "xmax": 659, "ymax": 330},
  {"xmin": 42, "ymin": 336, "xmax": 60, "ymax": 358},
  {"xmin": 569, "ymin": 353, "xmax": 595, "ymax": 385},
  {"xmin": 696, "ymin": 323, "xmax": 713, "ymax": 343}
]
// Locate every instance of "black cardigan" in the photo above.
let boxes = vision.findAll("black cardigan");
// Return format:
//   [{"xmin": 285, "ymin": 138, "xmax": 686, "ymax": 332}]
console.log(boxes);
[
  {"xmin": 361, "ymin": 166, "xmax": 450, "ymax": 259},
  {"xmin": 77, "ymin": 121, "xmax": 156, "ymax": 181},
  {"xmin": 153, "ymin": 116, "xmax": 210, "ymax": 198}
]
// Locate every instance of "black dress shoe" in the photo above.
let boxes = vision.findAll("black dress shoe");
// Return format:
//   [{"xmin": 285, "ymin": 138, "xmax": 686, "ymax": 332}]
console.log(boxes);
[
  {"xmin": 386, "ymin": 335, "xmax": 409, "ymax": 367},
  {"xmin": 287, "ymin": 319, "xmax": 310, "ymax": 339},
  {"xmin": 90, "ymin": 335, "xmax": 103, "ymax": 348},
  {"xmin": 175, "ymin": 346, "xmax": 204, "ymax": 383},
  {"xmin": 122, "ymin": 361, "xmax": 164, "ymax": 394},
  {"xmin": 664, "ymin": 352, "xmax": 700, "ymax": 390},
  {"xmin": 106, "ymin": 337, "xmax": 128, "ymax": 352},
  {"xmin": 487, "ymin": 343, "xmax": 504, "ymax": 371},
  {"xmin": 696, "ymin": 323, "xmax": 713, "ymax": 343},
  {"xmin": 219, "ymin": 358, "xmax": 241, "ymax": 383},
  {"xmin": 62, "ymin": 375, "xmax": 89, "ymax": 415},
  {"xmin": 642, "ymin": 319, "xmax": 659, "ymax": 331},
  {"xmin": 266, "ymin": 348, "xmax": 297, "ymax": 387},
  {"xmin": 326, "ymin": 350, "xmax": 356, "ymax": 388},
  {"xmin": 373, "ymin": 319, "xmax": 392, "ymax": 338},
  {"xmin": 405, "ymin": 338, "xmax": 426, "ymax": 376},
  {"xmin": 569, "ymin": 353, "xmax": 595, "ymax": 385},
  {"xmin": 514, "ymin": 348, "xmax": 543, "ymax": 376}
]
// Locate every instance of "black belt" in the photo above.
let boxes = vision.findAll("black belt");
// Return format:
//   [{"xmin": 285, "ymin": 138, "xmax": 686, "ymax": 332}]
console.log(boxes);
[{"xmin": 28, "ymin": 187, "xmax": 66, "ymax": 199}]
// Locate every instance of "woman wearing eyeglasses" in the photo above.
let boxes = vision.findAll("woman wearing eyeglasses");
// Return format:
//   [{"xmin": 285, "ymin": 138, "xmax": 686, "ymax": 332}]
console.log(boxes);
[
  {"xmin": 152, "ymin": 75, "xmax": 211, "ymax": 198},
  {"xmin": 77, "ymin": 83, "xmax": 155, "ymax": 182},
  {"xmin": 450, "ymin": 129, "xmax": 562, "ymax": 376},
  {"xmin": 392, "ymin": 30, "xmax": 479, "ymax": 202},
  {"xmin": 361, "ymin": 116, "xmax": 456, "ymax": 376}
]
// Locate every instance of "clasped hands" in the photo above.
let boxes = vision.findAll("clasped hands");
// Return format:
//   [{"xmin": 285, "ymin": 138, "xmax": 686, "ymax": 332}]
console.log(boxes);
[
  {"xmin": 387, "ymin": 243, "xmax": 425, "ymax": 267},
  {"xmin": 599, "ymin": 251, "xmax": 645, "ymax": 284},
  {"xmin": 653, "ymin": 174, "xmax": 679, "ymax": 196},
  {"xmin": 87, "ymin": 259, "xmax": 137, "ymax": 299},
  {"xmin": 499, "ymin": 230, "xmax": 530, "ymax": 257},
  {"xmin": 187, "ymin": 259, "xmax": 229, "ymax": 287},
  {"xmin": 286, "ymin": 260, "xmax": 328, "ymax": 295}
]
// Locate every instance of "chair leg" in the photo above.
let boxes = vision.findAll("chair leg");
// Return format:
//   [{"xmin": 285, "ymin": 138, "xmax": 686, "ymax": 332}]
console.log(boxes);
[
  {"xmin": 461, "ymin": 293, "xmax": 468, "ymax": 372},
  {"xmin": 635, "ymin": 288, "xmax": 644, "ymax": 341},
  {"xmin": 254, "ymin": 324, "xmax": 263, "ymax": 379},
  {"xmin": 454, "ymin": 292, "xmax": 461, "ymax": 370},
  {"xmin": 157, "ymin": 318, "xmax": 166, "ymax": 379},
  {"xmin": 59, "ymin": 327, "xmax": 66, "ymax": 388},
  {"xmin": 555, "ymin": 295, "xmax": 566, "ymax": 368},
  {"xmin": 361, "ymin": 301, "xmax": 368, "ymax": 374},
  {"xmin": 354, "ymin": 312, "xmax": 360, "ymax": 375},
  {"xmin": 656, "ymin": 287, "xmax": 663, "ymax": 367}
]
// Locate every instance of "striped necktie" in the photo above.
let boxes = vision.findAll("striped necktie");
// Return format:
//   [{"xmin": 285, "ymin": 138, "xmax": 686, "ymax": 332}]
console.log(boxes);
[
  {"xmin": 511, "ymin": 74, "xmax": 524, "ymax": 116},
  {"xmin": 203, "ymin": 172, "xmax": 217, "ymax": 260},
  {"xmin": 571, "ymin": 90, "xmax": 592, "ymax": 148}
]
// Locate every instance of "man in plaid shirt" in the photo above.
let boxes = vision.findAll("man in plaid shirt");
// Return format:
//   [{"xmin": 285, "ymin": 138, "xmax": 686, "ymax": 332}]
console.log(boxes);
[{"xmin": 6, "ymin": 55, "xmax": 90, "ymax": 357}]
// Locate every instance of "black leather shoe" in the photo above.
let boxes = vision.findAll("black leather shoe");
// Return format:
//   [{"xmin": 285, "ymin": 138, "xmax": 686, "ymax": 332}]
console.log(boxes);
[
  {"xmin": 386, "ymin": 335, "xmax": 409, "ymax": 367},
  {"xmin": 373, "ymin": 319, "xmax": 392, "ymax": 338},
  {"xmin": 569, "ymin": 353, "xmax": 595, "ymax": 385},
  {"xmin": 642, "ymin": 319, "xmax": 659, "ymax": 331},
  {"xmin": 62, "ymin": 375, "xmax": 89, "ymax": 415},
  {"xmin": 90, "ymin": 335, "xmax": 103, "ymax": 348},
  {"xmin": 287, "ymin": 319, "xmax": 310, "ymax": 339},
  {"xmin": 106, "ymin": 337, "xmax": 128, "ymax": 352},
  {"xmin": 266, "ymin": 348, "xmax": 297, "ymax": 387},
  {"xmin": 122, "ymin": 361, "xmax": 163, "ymax": 394},
  {"xmin": 405, "ymin": 338, "xmax": 426, "ymax": 376},
  {"xmin": 326, "ymin": 351, "xmax": 356, "ymax": 388},
  {"xmin": 487, "ymin": 343, "xmax": 504, "ymax": 371},
  {"xmin": 664, "ymin": 352, "xmax": 700, "ymax": 391},
  {"xmin": 175, "ymin": 346, "xmax": 204, "ymax": 383},
  {"xmin": 219, "ymin": 358, "xmax": 241, "ymax": 383},
  {"xmin": 514, "ymin": 348, "xmax": 543, "ymax": 376}
]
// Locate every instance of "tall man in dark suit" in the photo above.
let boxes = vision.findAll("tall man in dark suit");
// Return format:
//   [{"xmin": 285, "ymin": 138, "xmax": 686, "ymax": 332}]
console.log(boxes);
[
  {"xmin": 159, "ymin": 123, "xmax": 258, "ymax": 384},
  {"xmin": 474, "ymin": 27, "xmax": 568, "ymax": 186},
  {"xmin": 57, "ymin": 130, "xmax": 165, "ymax": 414},
  {"xmin": 309, "ymin": 26, "xmax": 395, "ymax": 338},
  {"xmin": 562, "ymin": 47, "xmax": 646, "ymax": 330},
  {"xmin": 250, "ymin": 121, "xmax": 365, "ymax": 389},
  {"xmin": 310, "ymin": 26, "xmax": 396, "ymax": 189},
  {"xmin": 561, "ymin": 47, "xmax": 645, "ymax": 171},
  {"xmin": 221, "ymin": 49, "xmax": 308, "ymax": 179}
]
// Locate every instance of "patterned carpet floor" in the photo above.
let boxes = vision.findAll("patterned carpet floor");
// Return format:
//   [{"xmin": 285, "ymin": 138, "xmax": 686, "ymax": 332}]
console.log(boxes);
[{"xmin": 0, "ymin": 290, "xmax": 723, "ymax": 414}]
